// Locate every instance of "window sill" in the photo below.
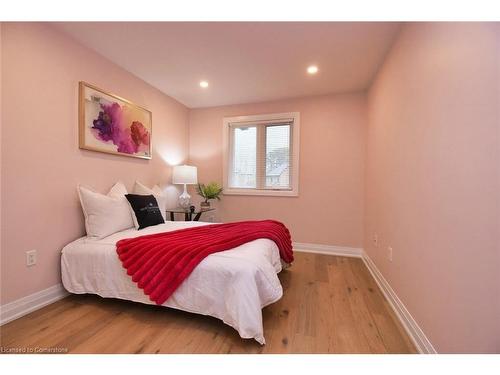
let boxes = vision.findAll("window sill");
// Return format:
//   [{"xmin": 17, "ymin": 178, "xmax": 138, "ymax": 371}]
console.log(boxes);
[{"xmin": 223, "ymin": 188, "xmax": 299, "ymax": 197}]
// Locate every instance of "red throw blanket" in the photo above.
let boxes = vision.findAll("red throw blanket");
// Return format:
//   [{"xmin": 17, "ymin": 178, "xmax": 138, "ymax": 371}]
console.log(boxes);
[{"xmin": 116, "ymin": 220, "xmax": 293, "ymax": 305}]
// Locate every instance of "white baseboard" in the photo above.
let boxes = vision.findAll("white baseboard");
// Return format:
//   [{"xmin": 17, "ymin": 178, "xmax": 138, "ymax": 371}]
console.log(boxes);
[
  {"xmin": 293, "ymin": 242, "xmax": 363, "ymax": 258},
  {"xmin": 0, "ymin": 248, "xmax": 436, "ymax": 353},
  {"xmin": 292, "ymin": 242, "xmax": 435, "ymax": 354},
  {"xmin": 0, "ymin": 284, "xmax": 69, "ymax": 326},
  {"xmin": 361, "ymin": 252, "xmax": 437, "ymax": 354}
]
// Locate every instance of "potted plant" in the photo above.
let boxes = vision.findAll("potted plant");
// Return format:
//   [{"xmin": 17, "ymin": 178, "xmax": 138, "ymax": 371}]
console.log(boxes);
[{"xmin": 196, "ymin": 182, "xmax": 223, "ymax": 208}]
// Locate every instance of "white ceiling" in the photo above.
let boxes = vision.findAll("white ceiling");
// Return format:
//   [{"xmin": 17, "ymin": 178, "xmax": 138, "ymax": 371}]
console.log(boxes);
[{"xmin": 54, "ymin": 22, "xmax": 401, "ymax": 108}]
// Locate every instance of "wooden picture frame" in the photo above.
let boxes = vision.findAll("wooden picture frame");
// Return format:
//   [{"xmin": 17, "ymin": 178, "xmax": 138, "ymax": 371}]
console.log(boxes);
[{"xmin": 79, "ymin": 81, "xmax": 153, "ymax": 159}]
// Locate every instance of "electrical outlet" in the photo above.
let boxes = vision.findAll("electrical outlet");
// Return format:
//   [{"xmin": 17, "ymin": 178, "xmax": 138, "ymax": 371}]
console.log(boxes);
[
  {"xmin": 388, "ymin": 247, "xmax": 393, "ymax": 262},
  {"xmin": 373, "ymin": 233, "xmax": 379, "ymax": 248},
  {"xmin": 26, "ymin": 250, "xmax": 37, "ymax": 267}
]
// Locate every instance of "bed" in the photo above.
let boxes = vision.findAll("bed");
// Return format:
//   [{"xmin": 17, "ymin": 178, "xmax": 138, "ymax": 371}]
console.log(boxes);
[{"xmin": 61, "ymin": 220, "xmax": 284, "ymax": 344}]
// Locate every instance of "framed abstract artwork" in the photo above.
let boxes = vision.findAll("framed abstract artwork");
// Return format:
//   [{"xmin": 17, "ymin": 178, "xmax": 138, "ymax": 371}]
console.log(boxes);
[{"xmin": 79, "ymin": 82, "xmax": 152, "ymax": 159}]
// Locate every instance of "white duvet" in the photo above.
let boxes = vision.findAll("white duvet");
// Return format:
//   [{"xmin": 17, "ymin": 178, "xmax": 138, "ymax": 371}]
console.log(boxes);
[{"xmin": 61, "ymin": 221, "xmax": 283, "ymax": 344}]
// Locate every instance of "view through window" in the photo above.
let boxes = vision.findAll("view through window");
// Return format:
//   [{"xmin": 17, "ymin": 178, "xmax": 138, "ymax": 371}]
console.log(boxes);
[{"xmin": 225, "ymin": 113, "xmax": 298, "ymax": 195}]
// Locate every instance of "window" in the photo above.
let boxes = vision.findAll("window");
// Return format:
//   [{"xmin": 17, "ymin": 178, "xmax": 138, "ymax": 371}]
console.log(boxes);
[{"xmin": 223, "ymin": 112, "xmax": 300, "ymax": 196}]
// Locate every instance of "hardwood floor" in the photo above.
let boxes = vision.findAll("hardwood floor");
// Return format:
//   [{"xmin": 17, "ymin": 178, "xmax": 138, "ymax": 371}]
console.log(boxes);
[{"xmin": 0, "ymin": 253, "xmax": 417, "ymax": 353}]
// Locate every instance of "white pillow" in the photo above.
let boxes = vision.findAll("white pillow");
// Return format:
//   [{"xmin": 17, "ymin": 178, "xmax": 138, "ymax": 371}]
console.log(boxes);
[
  {"xmin": 78, "ymin": 181, "xmax": 135, "ymax": 239},
  {"xmin": 133, "ymin": 181, "xmax": 168, "ymax": 222}
]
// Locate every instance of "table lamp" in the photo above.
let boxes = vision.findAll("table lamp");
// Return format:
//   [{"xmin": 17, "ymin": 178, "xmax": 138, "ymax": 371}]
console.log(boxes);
[{"xmin": 172, "ymin": 165, "xmax": 198, "ymax": 208}]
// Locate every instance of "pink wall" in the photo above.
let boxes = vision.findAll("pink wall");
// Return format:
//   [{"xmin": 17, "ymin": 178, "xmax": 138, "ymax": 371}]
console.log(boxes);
[
  {"xmin": 189, "ymin": 93, "xmax": 366, "ymax": 248},
  {"xmin": 365, "ymin": 23, "xmax": 500, "ymax": 353},
  {"xmin": 2, "ymin": 22, "xmax": 498, "ymax": 354},
  {"xmin": 0, "ymin": 23, "xmax": 189, "ymax": 304}
]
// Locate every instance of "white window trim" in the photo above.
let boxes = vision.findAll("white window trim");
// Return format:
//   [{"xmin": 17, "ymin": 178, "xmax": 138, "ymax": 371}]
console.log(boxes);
[{"xmin": 222, "ymin": 112, "xmax": 300, "ymax": 197}]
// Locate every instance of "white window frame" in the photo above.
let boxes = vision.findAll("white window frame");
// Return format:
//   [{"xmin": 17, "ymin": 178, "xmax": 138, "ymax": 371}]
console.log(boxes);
[{"xmin": 222, "ymin": 112, "xmax": 300, "ymax": 197}]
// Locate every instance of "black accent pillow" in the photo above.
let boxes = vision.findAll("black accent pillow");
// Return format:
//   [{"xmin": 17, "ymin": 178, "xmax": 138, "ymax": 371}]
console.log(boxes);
[{"xmin": 125, "ymin": 194, "xmax": 165, "ymax": 230}]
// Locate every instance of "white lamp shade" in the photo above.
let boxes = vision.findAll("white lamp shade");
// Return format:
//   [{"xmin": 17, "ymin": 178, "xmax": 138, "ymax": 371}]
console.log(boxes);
[{"xmin": 172, "ymin": 165, "xmax": 198, "ymax": 185}]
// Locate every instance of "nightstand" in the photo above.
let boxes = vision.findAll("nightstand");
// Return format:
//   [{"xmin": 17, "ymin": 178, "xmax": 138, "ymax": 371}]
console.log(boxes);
[{"xmin": 166, "ymin": 207, "xmax": 215, "ymax": 221}]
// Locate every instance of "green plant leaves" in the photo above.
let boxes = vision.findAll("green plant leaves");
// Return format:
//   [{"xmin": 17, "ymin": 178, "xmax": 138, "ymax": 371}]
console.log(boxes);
[{"xmin": 196, "ymin": 182, "xmax": 223, "ymax": 202}]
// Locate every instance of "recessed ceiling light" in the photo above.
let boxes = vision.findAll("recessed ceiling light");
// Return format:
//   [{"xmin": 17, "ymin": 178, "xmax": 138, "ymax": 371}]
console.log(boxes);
[
  {"xmin": 307, "ymin": 65, "xmax": 318, "ymax": 75},
  {"xmin": 199, "ymin": 80, "xmax": 209, "ymax": 88}
]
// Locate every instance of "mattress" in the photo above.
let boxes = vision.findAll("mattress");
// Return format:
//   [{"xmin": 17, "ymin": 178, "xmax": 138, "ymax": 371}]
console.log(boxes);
[{"xmin": 61, "ymin": 221, "xmax": 283, "ymax": 344}]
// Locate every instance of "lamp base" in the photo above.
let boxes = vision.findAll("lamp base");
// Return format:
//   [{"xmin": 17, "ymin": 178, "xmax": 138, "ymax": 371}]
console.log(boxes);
[{"xmin": 178, "ymin": 184, "xmax": 191, "ymax": 209}]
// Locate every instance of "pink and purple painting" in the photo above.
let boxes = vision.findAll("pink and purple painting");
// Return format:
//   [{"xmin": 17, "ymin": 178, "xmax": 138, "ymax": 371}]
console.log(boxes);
[{"xmin": 79, "ymin": 82, "xmax": 152, "ymax": 159}]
